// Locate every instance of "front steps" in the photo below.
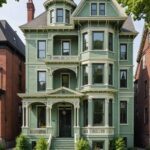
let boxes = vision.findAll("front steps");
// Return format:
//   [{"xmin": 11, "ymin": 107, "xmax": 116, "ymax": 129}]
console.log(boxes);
[{"xmin": 50, "ymin": 138, "xmax": 75, "ymax": 150}]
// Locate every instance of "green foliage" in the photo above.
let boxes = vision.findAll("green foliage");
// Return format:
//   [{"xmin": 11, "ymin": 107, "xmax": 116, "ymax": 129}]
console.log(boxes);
[
  {"xmin": 0, "ymin": 144, "xmax": 4, "ymax": 150},
  {"xmin": 127, "ymin": 148, "xmax": 137, "ymax": 150},
  {"xmin": 76, "ymin": 138, "xmax": 90, "ymax": 150},
  {"xmin": 15, "ymin": 134, "xmax": 31, "ymax": 150},
  {"xmin": 117, "ymin": 0, "xmax": 150, "ymax": 23},
  {"xmin": 0, "ymin": 0, "xmax": 19, "ymax": 7},
  {"xmin": 35, "ymin": 137, "xmax": 48, "ymax": 150},
  {"xmin": 146, "ymin": 146, "xmax": 150, "ymax": 150},
  {"xmin": 109, "ymin": 137, "xmax": 126, "ymax": 150}
]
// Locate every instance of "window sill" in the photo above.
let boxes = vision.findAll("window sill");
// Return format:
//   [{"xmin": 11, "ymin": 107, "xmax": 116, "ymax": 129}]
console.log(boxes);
[{"xmin": 120, "ymin": 123, "xmax": 128, "ymax": 126}]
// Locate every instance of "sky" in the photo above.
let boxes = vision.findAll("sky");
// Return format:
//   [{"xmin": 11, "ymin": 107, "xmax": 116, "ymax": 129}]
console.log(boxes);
[{"xmin": 0, "ymin": 0, "xmax": 144, "ymax": 74}]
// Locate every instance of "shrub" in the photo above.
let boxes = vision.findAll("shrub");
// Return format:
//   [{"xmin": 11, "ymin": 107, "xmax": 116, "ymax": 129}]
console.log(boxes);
[
  {"xmin": 76, "ymin": 138, "xmax": 90, "ymax": 150},
  {"xmin": 109, "ymin": 137, "xmax": 126, "ymax": 150},
  {"xmin": 15, "ymin": 134, "xmax": 31, "ymax": 150},
  {"xmin": 0, "ymin": 144, "xmax": 4, "ymax": 150},
  {"xmin": 128, "ymin": 148, "xmax": 137, "ymax": 150},
  {"xmin": 35, "ymin": 137, "xmax": 48, "ymax": 150}
]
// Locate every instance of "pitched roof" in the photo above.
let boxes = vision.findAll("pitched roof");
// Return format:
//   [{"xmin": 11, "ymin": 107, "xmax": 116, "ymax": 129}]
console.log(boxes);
[
  {"xmin": 121, "ymin": 16, "xmax": 138, "ymax": 34},
  {"xmin": 0, "ymin": 20, "xmax": 25, "ymax": 56}
]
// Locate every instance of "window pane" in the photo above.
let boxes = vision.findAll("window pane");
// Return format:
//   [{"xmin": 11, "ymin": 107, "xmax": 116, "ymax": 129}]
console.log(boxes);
[
  {"xmin": 93, "ymin": 32, "xmax": 104, "ymax": 50},
  {"xmin": 99, "ymin": 3, "xmax": 105, "ymax": 15},
  {"xmin": 120, "ymin": 44, "xmax": 127, "ymax": 60},
  {"xmin": 93, "ymin": 64, "xmax": 104, "ymax": 84},
  {"xmin": 37, "ymin": 106, "xmax": 46, "ymax": 128},
  {"xmin": 108, "ymin": 32, "xmax": 113, "ymax": 51},
  {"xmin": 65, "ymin": 10, "xmax": 70, "ymax": 24},
  {"xmin": 62, "ymin": 41, "xmax": 70, "ymax": 55},
  {"xmin": 50, "ymin": 9, "xmax": 54, "ymax": 23},
  {"xmin": 62, "ymin": 74, "xmax": 69, "ymax": 88},
  {"xmin": 93, "ymin": 99, "xmax": 105, "ymax": 125},
  {"xmin": 38, "ymin": 41, "xmax": 46, "ymax": 58},
  {"xmin": 91, "ymin": 3, "xmax": 97, "ymax": 16},
  {"xmin": 56, "ymin": 8, "xmax": 63, "ymax": 22},
  {"xmin": 120, "ymin": 101, "xmax": 127, "ymax": 124},
  {"xmin": 82, "ymin": 65, "xmax": 88, "ymax": 85},
  {"xmin": 120, "ymin": 70, "xmax": 127, "ymax": 88},
  {"xmin": 109, "ymin": 64, "xmax": 113, "ymax": 85},
  {"xmin": 83, "ymin": 100, "xmax": 88, "ymax": 126},
  {"xmin": 37, "ymin": 71, "xmax": 46, "ymax": 91},
  {"xmin": 83, "ymin": 33, "xmax": 88, "ymax": 51}
]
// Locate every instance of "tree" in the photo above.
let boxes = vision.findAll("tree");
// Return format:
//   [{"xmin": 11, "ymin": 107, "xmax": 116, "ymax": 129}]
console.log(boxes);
[
  {"xmin": 0, "ymin": 0, "xmax": 19, "ymax": 7},
  {"xmin": 35, "ymin": 137, "xmax": 48, "ymax": 150},
  {"xmin": 15, "ymin": 134, "xmax": 31, "ymax": 150},
  {"xmin": 117, "ymin": 0, "xmax": 150, "ymax": 23}
]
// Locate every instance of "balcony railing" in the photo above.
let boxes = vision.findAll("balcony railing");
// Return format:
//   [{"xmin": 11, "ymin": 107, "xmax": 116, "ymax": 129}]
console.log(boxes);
[
  {"xmin": 29, "ymin": 128, "xmax": 47, "ymax": 134},
  {"xmin": 81, "ymin": 127, "xmax": 114, "ymax": 136},
  {"xmin": 46, "ymin": 55, "xmax": 79, "ymax": 63}
]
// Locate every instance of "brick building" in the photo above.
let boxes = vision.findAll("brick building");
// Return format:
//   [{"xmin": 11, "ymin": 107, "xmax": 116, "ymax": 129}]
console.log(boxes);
[
  {"xmin": 135, "ymin": 25, "xmax": 150, "ymax": 148},
  {"xmin": 0, "ymin": 20, "xmax": 25, "ymax": 147}
]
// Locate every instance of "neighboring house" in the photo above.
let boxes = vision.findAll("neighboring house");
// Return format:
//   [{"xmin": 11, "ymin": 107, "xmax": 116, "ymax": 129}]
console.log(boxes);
[
  {"xmin": 135, "ymin": 25, "xmax": 150, "ymax": 148},
  {"xmin": 0, "ymin": 20, "xmax": 25, "ymax": 147},
  {"xmin": 19, "ymin": 0, "xmax": 137, "ymax": 149}
]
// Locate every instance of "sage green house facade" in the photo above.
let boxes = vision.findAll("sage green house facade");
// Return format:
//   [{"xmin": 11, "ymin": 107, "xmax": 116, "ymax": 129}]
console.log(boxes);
[{"xmin": 19, "ymin": 0, "xmax": 137, "ymax": 149}]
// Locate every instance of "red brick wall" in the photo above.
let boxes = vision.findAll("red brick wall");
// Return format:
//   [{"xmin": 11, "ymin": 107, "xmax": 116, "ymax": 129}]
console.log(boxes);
[{"xmin": 0, "ymin": 46, "xmax": 25, "ymax": 143}]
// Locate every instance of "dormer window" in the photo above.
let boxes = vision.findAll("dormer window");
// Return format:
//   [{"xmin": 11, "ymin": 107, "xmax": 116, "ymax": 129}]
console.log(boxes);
[
  {"xmin": 50, "ymin": 9, "xmax": 54, "ymax": 23},
  {"xmin": 56, "ymin": 8, "xmax": 64, "ymax": 23},
  {"xmin": 99, "ymin": 3, "xmax": 105, "ymax": 15},
  {"xmin": 91, "ymin": 3, "xmax": 97, "ymax": 16}
]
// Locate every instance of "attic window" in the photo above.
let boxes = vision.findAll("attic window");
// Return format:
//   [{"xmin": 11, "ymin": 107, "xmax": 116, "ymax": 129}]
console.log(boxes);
[
  {"xmin": 91, "ymin": 3, "xmax": 97, "ymax": 16},
  {"xmin": 99, "ymin": 3, "xmax": 105, "ymax": 15}
]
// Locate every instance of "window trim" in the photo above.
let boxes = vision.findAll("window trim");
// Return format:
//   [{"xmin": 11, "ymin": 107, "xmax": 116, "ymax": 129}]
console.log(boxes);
[
  {"xmin": 120, "ymin": 100, "xmax": 128, "ymax": 125},
  {"xmin": 61, "ymin": 40, "xmax": 71, "ymax": 56},
  {"xmin": 120, "ymin": 43, "xmax": 127, "ymax": 60},
  {"xmin": 37, "ymin": 40, "xmax": 46, "ymax": 59},
  {"xmin": 120, "ymin": 69, "xmax": 128, "ymax": 88},
  {"xmin": 99, "ymin": 3, "xmax": 105, "ymax": 16},
  {"xmin": 61, "ymin": 73, "xmax": 70, "ymax": 88},
  {"xmin": 37, "ymin": 71, "xmax": 46, "ymax": 92}
]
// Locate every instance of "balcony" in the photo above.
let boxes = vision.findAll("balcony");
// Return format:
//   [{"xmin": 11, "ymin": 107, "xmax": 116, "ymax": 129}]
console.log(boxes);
[
  {"xmin": 45, "ymin": 55, "xmax": 79, "ymax": 64},
  {"xmin": 81, "ymin": 127, "xmax": 114, "ymax": 136}
]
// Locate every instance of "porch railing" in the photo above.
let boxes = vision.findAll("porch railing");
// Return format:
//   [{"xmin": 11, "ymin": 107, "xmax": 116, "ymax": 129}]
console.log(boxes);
[
  {"xmin": 81, "ymin": 127, "xmax": 114, "ymax": 136},
  {"xmin": 49, "ymin": 55, "xmax": 79, "ymax": 62},
  {"xmin": 29, "ymin": 128, "xmax": 47, "ymax": 134}
]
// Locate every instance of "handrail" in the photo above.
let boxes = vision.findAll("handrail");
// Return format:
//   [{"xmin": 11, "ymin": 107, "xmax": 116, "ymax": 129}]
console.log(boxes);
[{"xmin": 48, "ymin": 134, "xmax": 52, "ymax": 150}]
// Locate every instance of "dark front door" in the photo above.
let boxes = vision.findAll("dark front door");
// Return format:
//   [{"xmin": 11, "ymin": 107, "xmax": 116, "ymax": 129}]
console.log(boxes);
[{"xmin": 59, "ymin": 108, "xmax": 71, "ymax": 137}]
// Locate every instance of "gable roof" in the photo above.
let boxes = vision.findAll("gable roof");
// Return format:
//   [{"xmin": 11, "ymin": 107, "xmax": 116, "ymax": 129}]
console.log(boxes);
[
  {"xmin": 72, "ymin": 0, "xmax": 127, "ymax": 17},
  {"xmin": 0, "ymin": 20, "xmax": 25, "ymax": 56},
  {"xmin": 121, "ymin": 16, "xmax": 138, "ymax": 35}
]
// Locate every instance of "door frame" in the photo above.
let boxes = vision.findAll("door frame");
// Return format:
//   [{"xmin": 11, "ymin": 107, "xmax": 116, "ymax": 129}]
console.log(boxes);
[{"xmin": 57, "ymin": 104, "xmax": 73, "ymax": 137}]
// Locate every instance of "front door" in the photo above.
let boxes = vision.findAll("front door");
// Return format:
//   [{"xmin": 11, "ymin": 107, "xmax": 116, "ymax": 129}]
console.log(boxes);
[{"xmin": 59, "ymin": 108, "xmax": 71, "ymax": 137}]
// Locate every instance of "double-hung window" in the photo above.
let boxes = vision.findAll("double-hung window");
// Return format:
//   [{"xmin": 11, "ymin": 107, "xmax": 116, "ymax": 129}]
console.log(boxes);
[
  {"xmin": 38, "ymin": 40, "xmax": 46, "ymax": 59},
  {"xmin": 82, "ymin": 65, "xmax": 88, "ymax": 85},
  {"xmin": 65, "ymin": 10, "xmax": 70, "ymax": 24},
  {"xmin": 93, "ymin": 31, "xmax": 104, "ymax": 50},
  {"xmin": 37, "ymin": 71, "xmax": 46, "ymax": 91},
  {"xmin": 93, "ymin": 64, "xmax": 104, "ymax": 84},
  {"xmin": 120, "ymin": 44, "xmax": 127, "ymax": 60},
  {"xmin": 50, "ymin": 9, "xmax": 54, "ymax": 23},
  {"xmin": 61, "ymin": 74, "xmax": 69, "ymax": 88},
  {"xmin": 83, "ymin": 33, "xmax": 88, "ymax": 51},
  {"xmin": 120, "ymin": 70, "xmax": 127, "ymax": 88},
  {"xmin": 91, "ymin": 3, "xmax": 97, "ymax": 16},
  {"xmin": 120, "ymin": 101, "xmax": 127, "ymax": 124},
  {"xmin": 99, "ymin": 3, "xmax": 105, "ymax": 15},
  {"xmin": 56, "ymin": 8, "xmax": 63, "ymax": 23},
  {"xmin": 93, "ymin": 99, "xmax": 105, "ymax": 126},
  {"xmin": 62, "ymin": 41, "xmax": 70, "ymax": 55},
  {"xmin": 108, "ymin": 32, "xmax": 113, "ymax": 51}
]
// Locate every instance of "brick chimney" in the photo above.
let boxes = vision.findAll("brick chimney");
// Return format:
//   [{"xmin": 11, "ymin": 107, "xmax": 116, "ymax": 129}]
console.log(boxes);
[{"xmin": 27, "ymin": 0, "xmax": 35, "ymax": 22}]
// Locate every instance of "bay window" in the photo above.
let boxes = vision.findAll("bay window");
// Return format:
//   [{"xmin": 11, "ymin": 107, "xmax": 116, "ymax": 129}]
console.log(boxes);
[
  {"xmin": 56, "ymin": 8, "xmax": 63, "ymax": 22},
  {"xmin": 65, "ymin": 10, "xmax": 70, "ymax": 24},
  {"xmin": 109, "ymin": 64, "xmax": 113, "ymax": 85},
  {"xmin": 83, "ymin": 33, "xmax": 88, "ymax": 51},
  {"xmin": 108, "ymin": 32, "xmax": 113, "ymax": 51},
  {"xmin": 82, "ymin": 65, "xmax": 88, "ymax": 85}
]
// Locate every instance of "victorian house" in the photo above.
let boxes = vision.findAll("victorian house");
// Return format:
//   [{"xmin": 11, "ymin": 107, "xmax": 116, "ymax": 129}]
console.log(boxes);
[
  {"xmin": 0, "ymin": 20, "xmax": 25, "ymax": 148},
  {"xmin": 135, "ymin": 25, "xmax": 150, "ymax": 148},
  {"xmin": 19, "ymin": 0, "xmax": 137, "ymax": 149}
]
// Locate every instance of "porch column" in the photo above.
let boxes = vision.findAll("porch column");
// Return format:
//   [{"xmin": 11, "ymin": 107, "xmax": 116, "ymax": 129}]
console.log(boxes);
[
  {"xmin": 88, "ymin": 98, "xmax": 93, "ymax": 126},
  {"xmin": 77, "ymin": 107, "xmax": 80, "ymax": 127},
  {"xmin": 74, "ymin": 107, "xmax": 77, "ymax": 126},
  {"xmin": 88, "ymin": 63, "xmax": 92, "ymax": 85},
  {"xmin": 26, "ymin": 104, "xmax": 29, "ymax": 127},
  {"xmin": 105, "ymin": 99, "xmax": 109, "ymax": 127}
]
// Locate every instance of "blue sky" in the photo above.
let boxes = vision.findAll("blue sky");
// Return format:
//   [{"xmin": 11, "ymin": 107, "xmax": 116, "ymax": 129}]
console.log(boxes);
[{"xmin": 0, "ymin": 0, "xmax": 144, "ymax": 73}]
